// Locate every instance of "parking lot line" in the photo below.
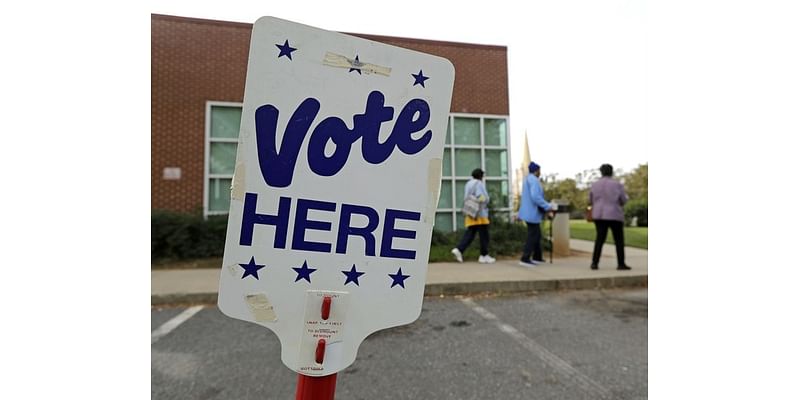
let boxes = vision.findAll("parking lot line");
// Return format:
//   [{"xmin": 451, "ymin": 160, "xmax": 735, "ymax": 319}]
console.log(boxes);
[
  {"xmin": 151, "ymin": 306, "xmax": 204, "ymax": 344},
  {"xmin": 460, "ymin": 298, "xmax": 612, "ymax": 399}
]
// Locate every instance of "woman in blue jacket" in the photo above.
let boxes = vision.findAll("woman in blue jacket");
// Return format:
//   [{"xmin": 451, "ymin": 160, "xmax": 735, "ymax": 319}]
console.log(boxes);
[{"xmin": 517, "ymin": 162, "xmax": 553, "ymax": 266}]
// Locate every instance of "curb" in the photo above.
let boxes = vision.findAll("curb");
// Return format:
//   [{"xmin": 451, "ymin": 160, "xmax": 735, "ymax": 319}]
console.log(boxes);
[
  {"xmin": 423, "ymin": 275, "xmax": 647, "ymax": 296},
  {"xmin": 151, "ymin": 275, "xmax": 647, "ymax": 306}
]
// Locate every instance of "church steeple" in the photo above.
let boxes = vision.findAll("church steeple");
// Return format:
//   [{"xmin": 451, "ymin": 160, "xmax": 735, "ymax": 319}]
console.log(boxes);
[
  {"xmin": 512, "ymin": 130, "xmax": 533, "ymax": 214},
  {"xmin": 521, "ymin": 130, "xmax": 531, "ymax": 169}
]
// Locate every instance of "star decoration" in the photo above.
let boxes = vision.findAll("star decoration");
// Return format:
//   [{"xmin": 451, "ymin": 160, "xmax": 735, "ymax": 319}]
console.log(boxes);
[
  {"xmin": 412, "ymin": 70, "xmax": 429, "ymax": 87},
  {"xmin": 349, "ymin": 55, "xmax": 362, "ymax": 74},
  {"xmin": 342, "ymin": 264, "xmax": 366, "ymax": 286},
  {"xmin": 239, "ymin": 256, "xmax": 266, "ymax": 280},
  {"xmin": 275, "ymin": 40, "xmax": 297, "ymax": 60},
  {"xmin": 389, "ymin": 268, "xmax": 411, "ymax": 288},
  {"xmin": 292, "ymin": 260, "xmax": 317, "ymax": 283}
]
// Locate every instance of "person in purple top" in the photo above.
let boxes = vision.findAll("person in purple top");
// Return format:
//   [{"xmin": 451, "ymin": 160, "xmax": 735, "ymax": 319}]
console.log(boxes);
[{"xmin": 589, "ymin": 164, "xmax": 631, "ymax": 270}]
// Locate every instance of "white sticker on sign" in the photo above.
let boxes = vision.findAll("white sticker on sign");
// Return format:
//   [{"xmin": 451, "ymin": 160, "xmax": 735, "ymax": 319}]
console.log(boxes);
[{"xmin": 218, "ymin": 16, "xmax": 454, "ymax": 376}]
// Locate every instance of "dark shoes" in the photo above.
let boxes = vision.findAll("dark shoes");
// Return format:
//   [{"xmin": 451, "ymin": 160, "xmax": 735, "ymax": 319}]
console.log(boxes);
[{"xmin": 591, "ymin": 263, "xmax": 632, "ymax": 270}]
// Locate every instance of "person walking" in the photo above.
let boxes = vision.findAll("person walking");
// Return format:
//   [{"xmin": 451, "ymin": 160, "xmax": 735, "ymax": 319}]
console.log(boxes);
[
  {"xmin": 517, "ymin": 161, "xmax": 554, "ymax": 267},
  {"xmin": 589, "ymin": 163, "xmax": 630, "ymax": 270},
  {"xmin": 451, "ymin": 168, "xmax": 496, "ymax": 264}
]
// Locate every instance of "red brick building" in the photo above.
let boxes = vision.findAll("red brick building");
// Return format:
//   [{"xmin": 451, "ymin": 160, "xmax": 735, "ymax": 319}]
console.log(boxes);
[{"xmin": 151, "ymin": 14, "xmax": 511, "ymax": 231}]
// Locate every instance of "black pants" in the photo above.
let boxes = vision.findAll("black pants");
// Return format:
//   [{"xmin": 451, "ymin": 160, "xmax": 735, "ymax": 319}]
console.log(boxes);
[
  {"xmin": 521, "ymin": 222, "xmax": 543, "ymax": 261},
  {"xmin": 592, "ymin": 219, "xmax": 626, "ymax": 266},
  {"xmin": 456, "ymin": 224, "xmax": 489, "ymax": 256}
]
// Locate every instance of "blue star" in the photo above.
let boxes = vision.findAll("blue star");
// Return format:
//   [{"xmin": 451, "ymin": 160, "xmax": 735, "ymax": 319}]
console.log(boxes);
[
  {"xmin": 239, "ymin": 256, "xmax": 266, "ymax": 280},
  {"xmin": 275, "ymin": 40, "xmax": 297, "ymax": 60},
  {"xmin": 412, "ymin": 70, "xmax": 429, "ymax": 87},
  {"xmin": 342, "ymin": 264, "xmax": 365, "ymax": 286},
  {"xmin": 349, "ymin": 55, "xmax": 362, "ymax": 74},
  {"xmin": 388, "ymin": 268, "xmax": 411, "ymax": 288},
  {"xmin": 292, "ymin": 260, "xmax": 317, "ymax": 283}
]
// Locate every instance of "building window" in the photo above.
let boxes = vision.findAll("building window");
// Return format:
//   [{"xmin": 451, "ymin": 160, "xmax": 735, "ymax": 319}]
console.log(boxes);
[
  {"xmin": 205, "ymin": 102, "xmax": 242, "ymax": 216},
  {"xmin": 436, "ymin": 114, "xmax": 512, "ymax": 232},
  {"xmin": 204, "ymin": 104, "xmax": 511, "ymax": 228}
]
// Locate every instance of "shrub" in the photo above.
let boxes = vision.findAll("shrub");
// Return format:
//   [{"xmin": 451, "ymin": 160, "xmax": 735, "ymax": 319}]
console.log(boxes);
[
  {"xmin": 624, "ymin": 199, "xmax": 648, "ymax": 227},
  {"xmin": 153, "ymin": 210, "xmax": 554, "ymax": 263},
  {"xmin": 430, "ymin": 227, "xmax": 458, "ymax": 246},
  {"xmin": 152, "ymin": 210, "xmax": 228, "ymax": 261}
]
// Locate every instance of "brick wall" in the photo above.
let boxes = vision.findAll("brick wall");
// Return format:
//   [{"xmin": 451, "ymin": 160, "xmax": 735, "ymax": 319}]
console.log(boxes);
[{"xmin": 151, "ymin": 14, "xmax": 509, "ymax": 213}]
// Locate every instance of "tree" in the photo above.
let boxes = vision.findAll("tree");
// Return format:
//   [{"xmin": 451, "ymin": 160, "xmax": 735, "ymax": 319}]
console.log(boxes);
[
  {"xmin": 620, "ymin": 164, "xmax": 647, "ymax": 227},
  {"xmin": 621, "ymin": 163, "xmax": 648, "ymax": 202},
  {"xmin": 542, "ymin": 175, "xmax": 589, "ymax": 217}
]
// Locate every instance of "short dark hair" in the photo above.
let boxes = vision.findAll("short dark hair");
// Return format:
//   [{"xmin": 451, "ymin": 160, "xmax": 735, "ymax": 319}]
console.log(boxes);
[
  {"xmin": 471, "ymin": 168, "xmax": 484, "ymax": 179},
  {"xmin": 600, "ymin": 164, "xmax": 613, "ymax": 177}
]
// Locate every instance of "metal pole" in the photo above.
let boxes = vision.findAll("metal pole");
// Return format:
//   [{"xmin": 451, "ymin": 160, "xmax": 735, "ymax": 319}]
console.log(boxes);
[
  {"xmin": 549, "ymin": 214, "xmax": 553, "ymax": 264},
  {"xmin": 295, "ymin": 373, "xmax": 337, "ymax": 400}
]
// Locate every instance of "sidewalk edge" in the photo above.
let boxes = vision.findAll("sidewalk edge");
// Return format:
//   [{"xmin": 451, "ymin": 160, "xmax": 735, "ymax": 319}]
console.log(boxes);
[{"xmin": 151, "ymin": 275, "xmax": 647, "ymax": 306}]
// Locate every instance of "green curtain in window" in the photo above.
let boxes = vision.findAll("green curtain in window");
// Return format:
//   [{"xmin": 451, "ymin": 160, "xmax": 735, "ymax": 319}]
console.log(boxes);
[
  {"xmin": 483, "ymin": 118, "xmax": 507, "ymax": 146},
  {"xmin": 484, "ymin": 149, "xmax": 508, "ymax": 177},
  {"xmin": 454, "ymin": 149, "xmax": 481, "ymax": 177},
  {"xmin": 453, "ymin": 117, "xmax": 480, "ymax": 145},
  {"xmin": 211, "ymin": 107, "xmax": 242, "ymax": 138}
]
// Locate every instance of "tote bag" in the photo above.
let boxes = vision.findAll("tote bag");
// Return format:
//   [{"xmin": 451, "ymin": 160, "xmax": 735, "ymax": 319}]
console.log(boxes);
[{"xmin": 462, "ymin": 195, "xmax": 481, "ymax": 218}]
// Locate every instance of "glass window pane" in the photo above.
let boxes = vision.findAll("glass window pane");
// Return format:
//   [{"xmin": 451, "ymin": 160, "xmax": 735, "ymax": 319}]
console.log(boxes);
[
  {"xmin": 438, "ymin": 180, "xmax": 453, "ymax": 208},
  {"xmin": 442, "ymin": 148, "xmax": 451, "ymax": 177},
  {"xmin": 454, "ymin": 149, "xmax": 481, "ymax": 177},
  {"xmin": 484, "ymin": 149, "xmax": 508, "ymax": 177},
  {"xmin": 208, "ymin": 178, "xmax": 232, "ymax": 212},
  {"xmin": 445, "ymin": 118, "xmax": 451, "ymax": 144},
  {"xmin": 455, "ymin": 211, "xmax": 465, "ymax": 230},
  {"xmin": 434, "ymin": 212, "xmax": 453, "ymax": 232},
  {"xmin": 211, "ymin": 106, "xmax": 242, "ymax": 138},
  {"xmin": 484, "ymin": 118, "xmax": 507, "ymax": 146},
  {"xmin": 455, "ymin": 180, "xmax": 468, "ymax": 209},
  {"xmin": 210, "ymin": 142, "xmax": 237, "ymax": 174},
  {"xmin": 453, "ymin": 117, "xmax": 480, "ymax": 145},
  {"xmin": 486, "ymin": 180, "xmax": 509, "ymax": 209}
]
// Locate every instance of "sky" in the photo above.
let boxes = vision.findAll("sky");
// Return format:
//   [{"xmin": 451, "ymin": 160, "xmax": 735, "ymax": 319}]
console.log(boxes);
[
  {"xmin": 5, "ymin": 2, "xmax": 800, "ymax": 397},
  {"xmin": 152, "ymin": 0, "xmax": 647, "ymax": 180}
]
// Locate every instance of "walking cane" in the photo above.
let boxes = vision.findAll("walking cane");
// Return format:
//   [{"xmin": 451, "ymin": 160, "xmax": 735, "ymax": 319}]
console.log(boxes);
[{"xmin": 549, "ymin": 213, "xmax": 553, "ymax": 264}]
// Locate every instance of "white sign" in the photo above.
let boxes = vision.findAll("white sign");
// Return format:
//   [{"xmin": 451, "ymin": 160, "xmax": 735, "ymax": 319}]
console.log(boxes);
[
  {"xmin": 218, "ymin": 17, "xmax": 454, "ymax": 376},
  {"xmin": 162, "ymin": 167, "xmax": 181, "ymax": 180}
]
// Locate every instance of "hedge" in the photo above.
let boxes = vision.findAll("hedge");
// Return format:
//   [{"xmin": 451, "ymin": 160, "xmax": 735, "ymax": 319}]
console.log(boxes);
[
  {"xmin": 151, "ymin": 211, "xmax": 228, "ymax": 261},
  {"xmin": 153, "ymin": 210, "xmax": 550, "ymax": 262},
  {"xmin": 624, "ymin": 199, "xmax": 648, "ymax": 227}
]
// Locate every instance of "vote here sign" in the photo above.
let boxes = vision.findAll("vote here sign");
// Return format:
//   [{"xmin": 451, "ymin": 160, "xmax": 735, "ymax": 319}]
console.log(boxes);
[{"xmin": 218, "ymin": 16, "xmax": 454, "ymax": 376}]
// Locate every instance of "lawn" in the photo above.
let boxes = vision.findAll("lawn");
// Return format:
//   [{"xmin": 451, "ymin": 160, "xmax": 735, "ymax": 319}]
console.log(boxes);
[{"xmin": 569, "ymin": 220, "xmax": 648, "ymax": 249}]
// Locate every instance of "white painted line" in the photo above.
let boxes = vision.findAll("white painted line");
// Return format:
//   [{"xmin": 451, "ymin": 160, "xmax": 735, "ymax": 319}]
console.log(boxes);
[
  {"xmin": 460, "ymin": 298, "xmax": 612, "ymax": 399},
  {"xmin": 151, "ymin": 306, "xmax": 204, "ymax": 344}
]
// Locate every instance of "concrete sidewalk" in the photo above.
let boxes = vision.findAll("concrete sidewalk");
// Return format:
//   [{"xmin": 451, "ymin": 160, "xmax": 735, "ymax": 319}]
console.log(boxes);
[{"xmin": 151, "ymin": 239, "xmax": 647, "ymax": 305}]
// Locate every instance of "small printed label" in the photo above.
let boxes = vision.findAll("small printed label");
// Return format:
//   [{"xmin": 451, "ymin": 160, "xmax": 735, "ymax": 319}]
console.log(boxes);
[{"xmin": 297, "ymin": 290, "xmax": 349, "ymax": 375}]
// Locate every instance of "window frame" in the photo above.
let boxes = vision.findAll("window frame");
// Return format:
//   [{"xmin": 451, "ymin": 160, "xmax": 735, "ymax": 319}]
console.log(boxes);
[
  {"xmin": 202, "ymin": 104, "xmax": 512, "ymax": 229},
  {"xmin": 436, "ymin": 113, "xmax": 512, "ymax": 232},
  {"xmin": 204, "ymin": 100, "xmax": 243, "ymax": 217}
]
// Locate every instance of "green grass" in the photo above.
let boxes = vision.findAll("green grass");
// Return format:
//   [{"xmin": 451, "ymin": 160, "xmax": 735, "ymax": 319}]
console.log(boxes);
[{"xmin": 569, "ymin": 220, "xmax": 648, "ymax": 249}]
